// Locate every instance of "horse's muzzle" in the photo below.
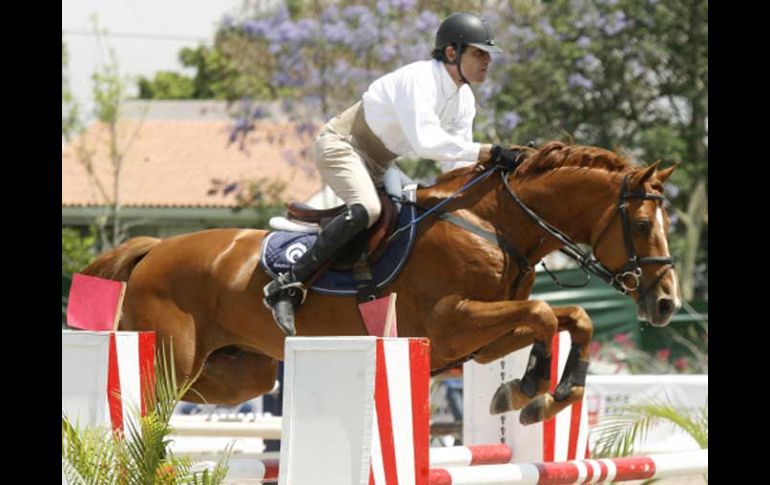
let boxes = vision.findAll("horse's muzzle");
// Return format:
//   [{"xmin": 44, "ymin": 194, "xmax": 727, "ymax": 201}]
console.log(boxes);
[{"xmin": 637, "ymin": 292, "xmax": 681, "ymax": 327}]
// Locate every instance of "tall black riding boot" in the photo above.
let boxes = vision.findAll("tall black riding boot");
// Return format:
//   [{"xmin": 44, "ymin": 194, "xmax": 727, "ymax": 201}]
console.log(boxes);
[{"xmin": 263, "ymin": 203, "xmax": 370, "ymax": 335}]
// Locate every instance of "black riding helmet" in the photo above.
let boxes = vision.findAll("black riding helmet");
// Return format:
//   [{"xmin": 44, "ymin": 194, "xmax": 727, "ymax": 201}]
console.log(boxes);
[
  {"xmin": 434, "ymin": 12, "xmax": 503, "ymax": 84},
  {"xmin": 435, "ymin": 12, "xmax": 503, "ymax": 56}
]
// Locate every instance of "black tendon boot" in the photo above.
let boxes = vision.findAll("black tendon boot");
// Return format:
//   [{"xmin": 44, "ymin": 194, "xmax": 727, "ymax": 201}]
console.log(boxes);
[{"xmin": 263, "ymin": 203, "xmax": 370, "ymax": 335}]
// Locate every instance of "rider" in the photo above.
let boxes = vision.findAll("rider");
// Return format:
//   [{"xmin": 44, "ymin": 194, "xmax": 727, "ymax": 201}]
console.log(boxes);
[{"xmin": 263, "ymin": 12, "xmax": 524, "ymax": 335}]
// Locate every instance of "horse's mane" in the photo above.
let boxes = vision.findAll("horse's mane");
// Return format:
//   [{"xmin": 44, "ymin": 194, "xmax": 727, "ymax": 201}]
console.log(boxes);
[
  {"xmin": 435, "ymin": 141, "xmax": 633, "ymax": 184},
  {"xmin": 517, "ymin": 141, "xmax": 632, "ymax": 176}
]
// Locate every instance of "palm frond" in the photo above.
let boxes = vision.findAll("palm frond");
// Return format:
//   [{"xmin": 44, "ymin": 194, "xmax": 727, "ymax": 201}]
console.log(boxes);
[
  {"xmin": 62, "ymin": 340, "xmax": 234, "ymax": 484},
  {"xmin": 591, "ymin": 395, "xmax": 708, "ymax": 458},
  {"xmin": 62, "ymin": 414, "xmax": 120, "ymax": 484}
]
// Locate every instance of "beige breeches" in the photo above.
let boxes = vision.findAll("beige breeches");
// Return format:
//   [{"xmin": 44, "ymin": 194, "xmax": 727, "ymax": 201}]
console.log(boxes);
[{"xmin": 314, "ymin": 102, "xmax": 396, "ymax": 228}]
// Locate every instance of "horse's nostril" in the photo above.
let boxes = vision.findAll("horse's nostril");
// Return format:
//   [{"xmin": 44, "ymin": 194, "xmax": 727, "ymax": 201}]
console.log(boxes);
[{"xmin": 658, "ymin": 298, "xmax": 674, "ymax": 316}]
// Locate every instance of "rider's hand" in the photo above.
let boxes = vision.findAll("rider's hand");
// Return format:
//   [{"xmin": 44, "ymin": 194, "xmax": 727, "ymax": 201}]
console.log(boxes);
[{"xmin": 490, "ymin": 145, "xmax": 524, "ymax": 171}]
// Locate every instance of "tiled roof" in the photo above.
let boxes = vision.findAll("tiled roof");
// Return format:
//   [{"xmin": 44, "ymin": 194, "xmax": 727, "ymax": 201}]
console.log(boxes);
[{"xmin": 62, "ymin": 119, "xmax": 322, "ymax": 208}]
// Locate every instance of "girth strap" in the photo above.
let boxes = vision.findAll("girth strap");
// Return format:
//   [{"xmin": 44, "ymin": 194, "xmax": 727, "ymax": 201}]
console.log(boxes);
[{"xmin": 437, "ymin": 212, "xmax": 532, "ymax": 289}]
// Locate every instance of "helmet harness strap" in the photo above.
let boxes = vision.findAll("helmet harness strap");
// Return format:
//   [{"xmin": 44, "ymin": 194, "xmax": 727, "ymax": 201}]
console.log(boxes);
[{"xmin": 448, "ymin": 42, "xmax": 469, "ymax": 85}]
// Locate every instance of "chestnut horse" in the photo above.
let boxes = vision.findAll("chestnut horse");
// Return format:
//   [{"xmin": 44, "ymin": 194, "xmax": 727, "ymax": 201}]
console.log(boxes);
[{"xmin": 82, "ymin": 141, "xmax": 680, "ymax": 425}]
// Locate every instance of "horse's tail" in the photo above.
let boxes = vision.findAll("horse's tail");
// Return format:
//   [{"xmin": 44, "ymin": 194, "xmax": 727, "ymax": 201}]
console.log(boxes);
[{"xmin": 81, "ymin": 236, "xmax": 161, "ymax": 282}]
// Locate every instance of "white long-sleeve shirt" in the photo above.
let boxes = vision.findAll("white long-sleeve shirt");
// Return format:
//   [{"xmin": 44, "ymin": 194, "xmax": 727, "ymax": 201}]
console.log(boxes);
[{"xmin": 362, "ymin": 59, "xmax": 481, "ymax": 173}]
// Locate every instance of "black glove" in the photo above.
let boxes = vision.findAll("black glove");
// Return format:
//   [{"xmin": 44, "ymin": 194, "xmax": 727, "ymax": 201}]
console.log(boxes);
[{"xmin": 490, "ymin": 145, "xmax": 524, "ymax": 171}]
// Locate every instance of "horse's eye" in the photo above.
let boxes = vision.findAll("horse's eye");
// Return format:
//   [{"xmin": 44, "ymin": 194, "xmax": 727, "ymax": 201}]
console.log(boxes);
[{"xmin": 633, "ymin": 220, "xmax": 651, "ymax": 234}]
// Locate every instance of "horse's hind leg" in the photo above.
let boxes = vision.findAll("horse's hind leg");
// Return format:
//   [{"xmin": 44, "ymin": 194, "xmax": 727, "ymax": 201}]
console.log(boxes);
[
  {"xmin": 182, "ymin": 348, "xmax": 278, "ymax": 406},
  {"xmin": 519, "ymin": 306, "xmax": 593, "ymax": 425}
]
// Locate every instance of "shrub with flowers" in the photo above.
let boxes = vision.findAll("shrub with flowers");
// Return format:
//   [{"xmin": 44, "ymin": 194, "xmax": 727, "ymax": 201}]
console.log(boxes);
[{"xmin": 588, "ymin": 324, "xmax": 707, "ymax": 375}]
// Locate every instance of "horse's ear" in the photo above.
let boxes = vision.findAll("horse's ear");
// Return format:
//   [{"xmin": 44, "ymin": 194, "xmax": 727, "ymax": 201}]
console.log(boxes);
[
  {"xmin": 629, "ymin": 160, "xmax": 662, "ymax": 188},
  {"xmin": 654, "ymin": 162, "xmax": 679, "ymax": 184}
]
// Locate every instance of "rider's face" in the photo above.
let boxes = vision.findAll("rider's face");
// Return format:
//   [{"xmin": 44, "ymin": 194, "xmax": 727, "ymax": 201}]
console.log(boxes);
[{"xmin": 459, "ymin": 45, "xmax": 492, "ymax": 84}]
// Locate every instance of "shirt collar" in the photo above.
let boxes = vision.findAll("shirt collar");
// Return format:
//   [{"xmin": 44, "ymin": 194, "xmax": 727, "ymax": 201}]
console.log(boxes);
[{"xmin": 433, "ymin": 59, "xmax": 461, "ymax": 101}]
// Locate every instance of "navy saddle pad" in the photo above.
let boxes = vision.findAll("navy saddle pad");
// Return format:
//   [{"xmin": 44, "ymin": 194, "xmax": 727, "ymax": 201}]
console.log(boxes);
[{"xmin": 260, "ymin": 204, "xmax": 417, "ymax": 296}]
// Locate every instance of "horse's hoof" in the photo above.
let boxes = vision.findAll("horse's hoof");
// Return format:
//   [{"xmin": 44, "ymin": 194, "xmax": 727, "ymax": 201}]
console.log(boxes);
[
  {"xmin": 489, "ymin": 379, "xmax": 534, "ymax": 415},
  {"xmin": 489, "ymin": 382, "xmax": 513, "ymax": 415},
  {"xmin": 519, "ymin": 395, "xmax": 547, "ymax": 425}
]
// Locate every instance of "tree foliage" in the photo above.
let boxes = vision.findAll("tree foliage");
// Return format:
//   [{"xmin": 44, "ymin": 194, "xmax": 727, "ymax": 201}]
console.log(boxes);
[
  {"xmin": 62, "ymin": 38, "xmax": 81, "ymax": 140},
  {"xmin": 70, "ymin": 16, "xmax": 147, "ymax": 251},
  {"xmin": 136, "ymin": 0, "xmax": 708, "ymax": 298},
  {"xmin": 62, "ymin": 227, "xmax": 97, "ymax": 274}
]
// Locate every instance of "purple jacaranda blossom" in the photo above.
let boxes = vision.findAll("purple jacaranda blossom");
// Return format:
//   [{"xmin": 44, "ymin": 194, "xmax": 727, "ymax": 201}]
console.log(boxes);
[
  {"xmin": 577, "ymin": 35, "xmax": 591, "ymax": 48},
  {"xmin": 539, "ymin": 20, "xmax": 557, "ymax": 38},
  {"xmin": 577, "ymin": 53, "xmax": 601, "ymax": 72},
  {"xmin": 392, "ymin": 0, "xmax": 417, "ymax": 10},
  {"xmin": 415, "ymin": 11, "xmax": 440, "ymax": 33},
  {"xmin": 664, "ymin": 183, "xmax": 680, "ymax": 198},
  {"xmin": 604, "ymin": 11, "xmax": 629, "ymax": 36},
  {"xmin": 379, "ymin": 44, "xmax": 398, "ymax": 62},
  {"xmin": 252, "ymin": 106, "xmax": 267, "ymax": 120},
  {"xmin": 295, "ymin": 122, "xmax": 317, "ymax": 137},
  {"xmin": 628, "ymin": 59, "xmax": 646, "ymax": 78},
  {"xmin": 343, "ymin": 5, "xmax": 371, "ymax": 21},
  {"xmin": 477, "ymin": 82, "xmax": 500, "ymax": 101},
  {"xmin": 297, "ymin": 18, "xmax": 319, "ymax": 38},
  {"xmin": 398, "ymin": 42, "xmax": 432, "ymax": 64},
  {"xmin": 568, "ymin": 73, "xmax": 594, "ymax": 90},
  {"xmin": 229, "ymin": 116, "xmax": 254, "ymax": 143},
  {"xmin": 376, "ymin": 0, "xmax": 416, "ymax": 16},
  {"xmin": 221, "ymin": 15, "xmax": 235, "ymax": 29},
  {"xmin": 518, "ymin": 26, "xmax": 537, "ymax": 43},
  {"xmin": 668, "ymin": 212, "xmax": 679, "ymax": 232},
  {"xmin": 500, "ymin": 111, "xmax": 522, "ymax": 131},
  {"xmin": 321, "ymin": 5, "xmax": 340, "ymax": 23},
  {"xmin": 323, "ymin": 21, "xmax": 354, "ymax": 44},
  {"xmin": 273, "ymin": 19, "xmax": 311, "ymax": 44},
  {"xmin": 595, "ymin": 14, "xmax": 609, "ymax": 32},
  {"xmin": 241, "ymin": 19, "xmax": 267, "ymax": 37}
]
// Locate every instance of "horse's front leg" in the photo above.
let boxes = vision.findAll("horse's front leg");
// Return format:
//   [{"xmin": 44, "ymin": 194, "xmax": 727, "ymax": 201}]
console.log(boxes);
[
  {"xmin": 471, "ymin": 329, "xmax": 554, "ymax": 415},
  {"xmin": 430, "ymin": 296, "xmax": 558, "ymax": 418},
  {"xmin": 518, "ymin": 305, "xmax": 593, "ymax": 425}
]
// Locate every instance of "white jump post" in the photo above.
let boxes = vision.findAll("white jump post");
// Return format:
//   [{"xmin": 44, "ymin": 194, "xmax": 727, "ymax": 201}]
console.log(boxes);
[
  {"xmin": 61, "ymin": 330, "xmax": 156, "ymax": 432},
  {"xmin": 279, "ymin": 336, "xmax": 431, "ymax": 485}
]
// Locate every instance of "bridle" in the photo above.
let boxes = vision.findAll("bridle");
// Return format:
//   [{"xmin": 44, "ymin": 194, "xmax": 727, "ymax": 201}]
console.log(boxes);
[{"xmin": 500, "ymin": 169, "xmax": 675, "ymax": 298}]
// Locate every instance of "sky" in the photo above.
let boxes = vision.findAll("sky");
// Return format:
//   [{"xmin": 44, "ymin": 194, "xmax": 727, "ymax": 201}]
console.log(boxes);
[{"xmin": 62, "ymin": 0, "xmax": 246, "ymax": 121}]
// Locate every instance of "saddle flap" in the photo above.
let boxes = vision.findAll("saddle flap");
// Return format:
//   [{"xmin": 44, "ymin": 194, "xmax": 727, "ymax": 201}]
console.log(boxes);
[{"xmin": 363, "ymin": 192, "xmax": 396, "ymax": 262}]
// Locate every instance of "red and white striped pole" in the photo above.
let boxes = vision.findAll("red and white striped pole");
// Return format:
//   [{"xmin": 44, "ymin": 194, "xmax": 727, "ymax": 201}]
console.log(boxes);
[
  {"xmin": 428, "ymin": 449, "xmax": 708, "ymax": 485},
  {"xmin": 429, "ymin": 444, "xmax": 512, "ymax": 467}
]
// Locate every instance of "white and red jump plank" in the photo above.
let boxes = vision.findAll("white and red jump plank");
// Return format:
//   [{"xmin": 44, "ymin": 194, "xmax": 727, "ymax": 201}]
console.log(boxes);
[
  {"xmin": 428, "ymin": 449, "xmax": 708, "ymax": 485},
  {"xmin": 61, "ymin": 330, "xmax": 156, "ymax": 432}
]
